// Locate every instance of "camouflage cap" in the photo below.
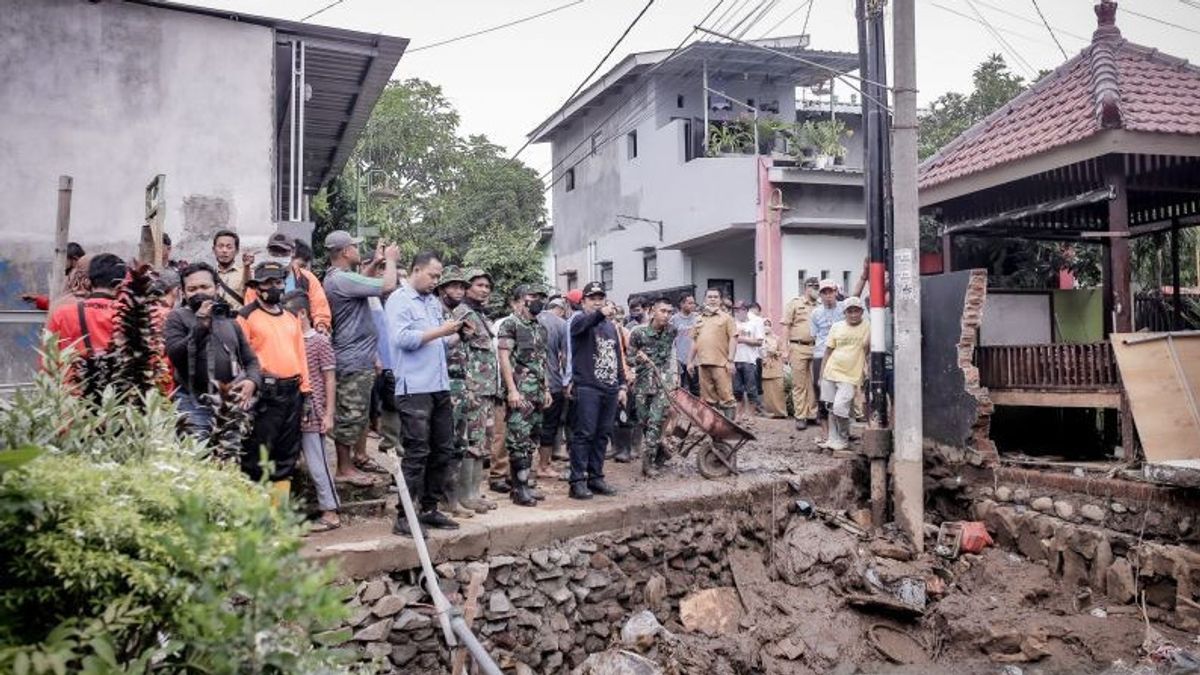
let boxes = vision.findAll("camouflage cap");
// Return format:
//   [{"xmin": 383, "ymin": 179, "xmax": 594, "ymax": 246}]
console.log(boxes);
[
  {"xmin": 463, "ymin": 268, "xmax": 493, "ymax": 284},
  {"xmin": 436, "ymin": 266, "xmax": 469, "ymax": 289},
  {"xmin": 509, "ymin": 282, "xmax": 549, "ymax": 300}
]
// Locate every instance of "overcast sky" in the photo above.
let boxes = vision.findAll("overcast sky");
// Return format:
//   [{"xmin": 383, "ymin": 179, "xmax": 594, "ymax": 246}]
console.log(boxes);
[{"xmin": 199, "ymin": 0, "xmax": 1200, "ymax": 183}]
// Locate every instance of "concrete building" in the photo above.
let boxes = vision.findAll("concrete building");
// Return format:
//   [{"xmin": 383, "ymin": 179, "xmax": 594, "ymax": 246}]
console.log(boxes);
[
  {"xmin": 0, "ymin": 0, "xmax": 405, "ymax": 385},
  {"xmin": 529, "ymin": 37, "xmax": 866, "ymax": 319}
]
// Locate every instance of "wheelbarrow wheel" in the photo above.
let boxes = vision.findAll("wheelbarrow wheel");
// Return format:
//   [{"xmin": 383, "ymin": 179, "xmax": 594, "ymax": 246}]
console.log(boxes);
[{"xmin": 698, "ymin": 440, "xmax": 735, "ymax": 479}]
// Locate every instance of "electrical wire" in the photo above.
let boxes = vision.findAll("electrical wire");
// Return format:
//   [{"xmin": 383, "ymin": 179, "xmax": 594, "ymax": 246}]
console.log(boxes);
[
  {"xmin": 926, "ymin": 1, "xmax": 1049, "ymax": 46},
  {"xmin": 408, "ymin": 0, "xmax": 586, "ymax": 53},
  {"xmin": 507, "ymin": 0, "xmax": 660, "ymax": 162},
  {"xmin": 758, "ymin": 0, "xmax": 813, "ymax": 38},
  {"xmin": 964, "ymin": 0, "xmax": 1038, "ymax": 77},
  {"xmin": 800, "ymin": 0, "xmax": 816, "ymax": 37},
  {"xmin": 969, "ymin": 0, "xmax": 1088, "ymax": 42},
  {"xmin": 1119, "ymin": 6, "xmax": 1200, "ymax": 36},
  {"xmin": 299, "ymin": 0, "xmax": 346, "ymax": 22},
  {"xmin": 1030, "ymin": 0, "xmax": 1068, "ymax": 59}
]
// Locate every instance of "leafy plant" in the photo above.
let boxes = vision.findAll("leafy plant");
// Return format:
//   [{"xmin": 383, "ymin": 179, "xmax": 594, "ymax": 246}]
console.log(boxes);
[
  {"xmin": 0, "ymin": 336, "xmax": 355, "ymax": 673},
  {"xmin": 706, "ymin": 121, "xmax": 753, "ymax": 155},
  {"xmin": 802, "ymin": 119, "xmax": 853, "ymax": 158}
]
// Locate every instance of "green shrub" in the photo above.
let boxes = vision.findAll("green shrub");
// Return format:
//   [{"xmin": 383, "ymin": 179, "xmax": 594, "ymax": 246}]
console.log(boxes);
[{"xmin": 0, "ymin": 338, "xmax": 355, "ymax": 674}]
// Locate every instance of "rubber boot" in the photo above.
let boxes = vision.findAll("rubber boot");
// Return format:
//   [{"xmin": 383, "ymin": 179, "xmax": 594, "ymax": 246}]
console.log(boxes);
[
  {"xmin": 441, "ymin": 459, "xmax": 475, "ymax": 519},
  {"xmin": 641, "ymin": 443, "xmax": 660, "ymax": 478},
  {"xmin": 269, "ymin": 480, "xmax": 291, "ymax": 509},
  {"xmin": 721, "ymin": 405, "xmax": 737, "ymax": 422},
  {"xmin": 458, "ymin": 457, "xmax": 490, "ymax": 514},
  {"xmin": 827, "ymin": 415, "xmax": 849, "ymax": 451},
  {"xmin": 612, "ymin": 425, "xmax": 633, "ymax": 463},
  {"xmin": 510, "ymin": 457, "xmax": 537, "ymax": 507},
  {"xmin": 551, "ymin": 435, "xmax": 569, "ymax": 461}
]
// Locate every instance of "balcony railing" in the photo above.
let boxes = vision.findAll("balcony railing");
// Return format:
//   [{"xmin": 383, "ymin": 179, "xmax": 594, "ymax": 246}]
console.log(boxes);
[{"xmin": 977, "ymin": 342, "xmax": 1120, "ymax": 391}]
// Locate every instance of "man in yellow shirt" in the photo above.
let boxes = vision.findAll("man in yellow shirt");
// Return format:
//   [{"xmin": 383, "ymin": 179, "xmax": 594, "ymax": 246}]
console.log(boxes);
[
  {"xmin": 689, "ymin": 288, "xmax": 738, "ymax": 420},
  {"xmin": 781, "ymin": 277, "xmax": 820, "ymax": 430},
  {"xmin": 819, "ymin": 296, "xmax": 869, "ymax": 451}
]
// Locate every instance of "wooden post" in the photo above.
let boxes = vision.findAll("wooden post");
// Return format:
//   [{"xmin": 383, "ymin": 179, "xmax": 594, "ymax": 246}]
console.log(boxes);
[
  {"xmin": 139, "ymin": 174, "xmax": 166, "ymax": 269},
  {"xmin": 941, "ymin": 232, "xmax": 952, "ymax": 273},
  {"xmin": 1171, "ymin": 218, "xmax": 1183, "ymax": 330},
  {"xmin": 51, "ymin": 175, "xmax": 73, "ymax": 298},
  {"xmin": 1106, "ymin": 154, "xmax": 1132, "ymax": 332}
]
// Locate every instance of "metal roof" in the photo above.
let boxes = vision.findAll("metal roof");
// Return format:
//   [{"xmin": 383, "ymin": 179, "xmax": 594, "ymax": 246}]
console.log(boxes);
[
  {"xmin": 126, "ymin": 0, "xmax": 408, "ymax": 196},
  {"xmin": 528, "ymin": 36, "xmax": 858, "ymax": 144}
]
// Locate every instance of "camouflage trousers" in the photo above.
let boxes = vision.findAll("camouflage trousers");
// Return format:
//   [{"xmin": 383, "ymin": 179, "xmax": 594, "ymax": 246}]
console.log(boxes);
[
  {"xmin": 332, "ymin": 369, "xmax": 375, "ymax": 446},
  {"xmin": 453, "ymin": 386, "xmax": 495, "ymax": 459},
  {"xmin": 636, "ymin": 390, "xmax": 670, "ymax": 460},
  {"xmin": 505, "ymin": 402, "xmax": 543, "ymax": 465}
]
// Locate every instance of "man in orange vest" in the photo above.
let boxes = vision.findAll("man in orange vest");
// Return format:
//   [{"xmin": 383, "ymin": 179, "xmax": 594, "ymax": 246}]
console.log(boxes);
[{"xmin": 45, "ymin": 253, "xmax": 126, "ymax": 357}]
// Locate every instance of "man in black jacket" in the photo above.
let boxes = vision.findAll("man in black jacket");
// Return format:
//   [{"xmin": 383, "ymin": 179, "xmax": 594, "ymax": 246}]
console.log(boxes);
[
  {"xmin": 567, "ymin": 281, "xmax": 627, "ymax": 500},
  {"xmin": 165, "ymin": 262, "xmax": 261, "ymax": 440}
]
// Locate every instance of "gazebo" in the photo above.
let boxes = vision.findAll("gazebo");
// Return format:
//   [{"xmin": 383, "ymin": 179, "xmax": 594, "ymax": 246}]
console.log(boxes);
[{"xmin": 918, "ymin": 0, "xmax": 1200, "ymax": 455}]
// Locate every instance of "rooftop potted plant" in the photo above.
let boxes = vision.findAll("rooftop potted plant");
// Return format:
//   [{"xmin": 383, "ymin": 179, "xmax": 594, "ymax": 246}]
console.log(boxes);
[
  {"xmin": 706, "ymin": 119, "xmax": 753, "ymax": 156},
  {"xmin": 802, "ymin": 118, "xmax": 853, "ymax": 169}
]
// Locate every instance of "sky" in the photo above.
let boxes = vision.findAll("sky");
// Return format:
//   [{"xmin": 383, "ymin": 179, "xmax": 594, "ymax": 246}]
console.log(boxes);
[{"xmin": 197, "ymin": 0, "xmax": 1200, "ymax": 183}]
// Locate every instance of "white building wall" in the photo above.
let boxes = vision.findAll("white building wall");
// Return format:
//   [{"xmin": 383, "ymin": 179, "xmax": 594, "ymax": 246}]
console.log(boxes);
[
  {"xmin": 780, "ymin": 231, "xmax": 867, "ymax": 300},
  {"xmin": 690, "ymin": 236, "xmax": 756, "ymax": 303},
  {"xmin": 0, "ymin": 0, "xmax": 276, "ymax": 270}
]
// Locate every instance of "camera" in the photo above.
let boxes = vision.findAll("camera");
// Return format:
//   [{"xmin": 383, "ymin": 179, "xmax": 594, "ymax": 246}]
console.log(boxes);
[{"xmin": 211, "ymin": 299, "xmax": 233, "ymax": 318}]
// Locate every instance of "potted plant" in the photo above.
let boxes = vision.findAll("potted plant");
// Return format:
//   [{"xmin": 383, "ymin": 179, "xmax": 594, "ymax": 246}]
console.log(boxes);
[
  {"xmin": 706, "ymin": 120, "xmax": 753, "ymax": 156},
  {"xmin": 802, "ymin": 119, "xmax": 853, "ymax": 169}
]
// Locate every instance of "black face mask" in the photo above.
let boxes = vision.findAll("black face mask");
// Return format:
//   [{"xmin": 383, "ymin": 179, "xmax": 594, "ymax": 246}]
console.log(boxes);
[
  {"xmin": 262, "ymin": 287, "xmax": 283, "ymax": 305},
  {"xmin": 527, "ymin": 299, "xmax": 545, "ymax": 316},
  {"xmin": 443, "ymin": 296, "xmax": 462, "ymax": 310},
  {"xmin": 186, "ymin": 293, "xmax": 213, "ymax": 313}
]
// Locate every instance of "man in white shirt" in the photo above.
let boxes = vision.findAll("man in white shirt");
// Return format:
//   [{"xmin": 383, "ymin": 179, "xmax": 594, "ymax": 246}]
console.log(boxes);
[{"xmin": 732, "ymin": 301, "xmax": 765, "ymax": 420}]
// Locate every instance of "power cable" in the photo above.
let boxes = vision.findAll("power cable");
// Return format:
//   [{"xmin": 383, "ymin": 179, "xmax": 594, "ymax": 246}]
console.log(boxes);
[
  {"xmin": 299, "ymin": 0, "xmax": 346, "ymax": 22},
  {"xmin": 800, "ymin": 0, "xmax": 816, "ymax": 37},
  {"xmin": 1030, "ymin": 0, "xmax": 1068, "ymax": 59},
  {"xmin": 969, "ymin": 0, "xmax": 1088, "ymax": 42},
  {"xmin": 926, "ymin": 1, "xmax": 1048, "ymax": 46},
  {"xmin": 964, "ymin": 0, "xmax": 1038, "ymax": 77},
  {"xmin": 408, "ymin": 0, "xmax": 585, "ymax": 53},
  {"xmin": 759, "ymin": 0, "xmax": 813, "ymax": 38},
  {"xmin": 1119, "ymin": 6, "xmax": 1200, "ymax": 36},
  {"xmin": 507, "ymin": 0, "xmax": 660, "ymax": 162}
]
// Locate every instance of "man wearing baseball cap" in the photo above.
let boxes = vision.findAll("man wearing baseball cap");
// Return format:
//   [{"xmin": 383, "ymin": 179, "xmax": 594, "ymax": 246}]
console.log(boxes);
[
  {"xmin": 566, "ymin": 281, "xmax": 626, "ymax": 499},
  {"xmin": 243, "ymin": 232, "xmax": 332, "ymax": 333},
  {"xmin": 323, "ymin": 230, "xmax": 401, "ymax": 486},
  {"xmin": 237, "ymin": 261, "xmax": 311, "ymax": 498},
  {"xmin": 810, "ymin": 279, "xmax": 846, "ymax": 436},
  {"xmin": 818, "ymin": 296, "xmax": 869, "ymax": 451}
]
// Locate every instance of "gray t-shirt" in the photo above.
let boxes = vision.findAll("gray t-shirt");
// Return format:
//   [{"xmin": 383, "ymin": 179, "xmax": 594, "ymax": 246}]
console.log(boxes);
[
  {"xmin": 670, "ymin": 311, "xmax": 698, "ymax": 364},
  {"xmin": 538, "ymin": 311, "xmax": 568, "ymax": 393},
  {"xmin": 323, "ymin": 267, "xmax": 385, "ymax": 373}
]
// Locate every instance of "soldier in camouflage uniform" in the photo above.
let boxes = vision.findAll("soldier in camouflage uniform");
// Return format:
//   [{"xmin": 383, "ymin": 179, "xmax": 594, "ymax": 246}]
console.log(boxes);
[
  {"xmin": 627, "ymin": 297, "xmax": 678, "ymax": 477},
  {"xmin": 449, "ymin": 268, "xmax": 501, "ymax": 513},
  {"xmin": 497, "ymin": 283, "xmax": 552, "ymax": 506},
  {"xmin": 436, "ymin": 267, "xmax": 476, "ymax": 519}
]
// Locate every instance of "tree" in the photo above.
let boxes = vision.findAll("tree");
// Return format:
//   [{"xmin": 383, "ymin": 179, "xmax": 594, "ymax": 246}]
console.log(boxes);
[
  {"xmin": 919, "ymin": 55, "xmax": 1028, "ymax": 161},
  {"xmin": 313, "ymin": 78, "xmax": 547, "ymax": 301}
]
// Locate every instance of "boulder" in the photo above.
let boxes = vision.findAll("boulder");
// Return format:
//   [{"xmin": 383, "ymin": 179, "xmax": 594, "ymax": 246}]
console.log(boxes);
[
  {"xmin": 1081, "ymin": 504, "xmax": 1106, "ymax": 523},
  {"xmin": 1106, "ymin": 558, "xmax": 1136, "ymax": 604},
  {"xmin": 352, "ymin": 618, "xmax": 393, "ymax": 642},
  {"xmin": 372, "ymin": 594, "xmax": 406, "ymax": 618},
  {"xmin": 1054, "ymin": 501, "xmax": 1075, "ymax": 520},
  {"xmin": 359, "ymin": 579, "xmax": 387, "ymax": 604},
  {"xmin": 575, "ymin": 649, "xmax": 663, "ymax": 675},
  {"xmin": 679, "ymin": 587, "xmax": 743, "ymax": 636},
  {"xmin": 1031, "ymin": 497, "xmax": 1054, "ymax": 513}
]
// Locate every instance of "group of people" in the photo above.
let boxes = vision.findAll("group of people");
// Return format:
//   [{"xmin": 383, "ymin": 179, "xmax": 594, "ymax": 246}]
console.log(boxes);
[{"xmin": 41, "ymin": 230, "xmax": 871, "ymax": 537}]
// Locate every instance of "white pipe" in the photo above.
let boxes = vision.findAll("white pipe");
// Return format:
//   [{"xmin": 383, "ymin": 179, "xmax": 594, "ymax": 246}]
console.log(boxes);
[
  {"xmin": 288, "ymin": 40, "xmax": 297, "ymax": 221},
  {"xmin": 702, "ymin": 60, "xmax": 709, "ymax": 156},
  {"xmin": 297, "ymin": 42, "xmax": 306, "ymax": 222}
]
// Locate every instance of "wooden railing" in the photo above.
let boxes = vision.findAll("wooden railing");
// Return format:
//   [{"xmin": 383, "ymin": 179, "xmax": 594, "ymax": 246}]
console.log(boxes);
[{"xmin": 977, "ymin": 342, "xmax": 1120, "ymax": 391}]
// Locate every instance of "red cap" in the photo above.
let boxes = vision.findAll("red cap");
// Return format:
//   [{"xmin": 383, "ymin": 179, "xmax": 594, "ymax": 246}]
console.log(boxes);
[{"xmin": 565, "ymin": 289, "xmax": 583, "ymax": 304}]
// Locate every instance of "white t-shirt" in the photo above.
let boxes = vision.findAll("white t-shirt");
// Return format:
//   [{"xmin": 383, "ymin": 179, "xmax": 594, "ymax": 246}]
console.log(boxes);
[{"xmin": 734, "ymin": 318, "xmax": 764, "ymax": 364}]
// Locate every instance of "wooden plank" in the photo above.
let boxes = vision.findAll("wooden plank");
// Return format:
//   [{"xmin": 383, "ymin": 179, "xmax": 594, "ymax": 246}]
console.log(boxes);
[
  {"xmin": 1111, "ymin": 332, "xmax": 1200, "ymax": 462},
  {"xmin": 51, "ymin": 175, "xmax": 73, "ymax": 299},
  {"xmin": 989, "ymin": 389, "xmax": 1123, "ymax": 409}
]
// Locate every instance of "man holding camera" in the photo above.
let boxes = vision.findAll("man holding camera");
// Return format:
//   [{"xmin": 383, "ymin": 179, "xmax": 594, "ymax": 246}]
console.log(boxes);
[{"xmin": 164, "ymin": 262, "xmax": 261, "ymax": 440}]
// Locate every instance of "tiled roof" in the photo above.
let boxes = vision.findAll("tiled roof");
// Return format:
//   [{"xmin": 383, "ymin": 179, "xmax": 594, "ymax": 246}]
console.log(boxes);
[{"xmin": 918, "ymin": 1, "xmax": 1200, "ymax": 191}]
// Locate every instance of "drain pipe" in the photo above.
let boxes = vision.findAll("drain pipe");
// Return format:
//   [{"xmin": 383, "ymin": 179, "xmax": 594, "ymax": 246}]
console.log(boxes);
[{"xmin": 389, "ymin": 455, "xmax": 503, "ymax": 675}]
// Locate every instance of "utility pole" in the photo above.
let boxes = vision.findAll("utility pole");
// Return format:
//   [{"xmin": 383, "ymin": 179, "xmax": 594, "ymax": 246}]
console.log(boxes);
[{"xmin": 891, "ymin": 0, "xmax": 924, "ymax": 551}]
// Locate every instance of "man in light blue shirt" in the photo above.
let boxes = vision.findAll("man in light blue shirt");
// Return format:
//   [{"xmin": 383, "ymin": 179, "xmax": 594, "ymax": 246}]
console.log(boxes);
[
  {"xmin": 810, "ymin": 278, "xmax": 846, "ymax": 430},
  {"xmin": 384, "ymin": 252, "xmax": 464, "ymax": 536}
]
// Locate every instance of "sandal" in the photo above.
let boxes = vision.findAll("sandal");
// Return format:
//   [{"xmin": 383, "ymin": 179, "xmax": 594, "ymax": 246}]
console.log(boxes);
[
  {"xmin": 354, "ymin": 455, "xmax": 391, "ymax": 475},
  {"xmin": 335, "ymin": 472, "xmax": 376, "ymax": 487},
  {"xmin": 308, "ymin": 518, "xmax": 341, "ymax": 533}
]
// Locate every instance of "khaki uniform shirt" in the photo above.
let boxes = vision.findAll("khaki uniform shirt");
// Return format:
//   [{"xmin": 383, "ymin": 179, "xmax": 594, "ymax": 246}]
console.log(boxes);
[
  {"xmin": 214, "ymin": 262, "xmax": 247, "ymax": 309},
  {"xmin": 781, "ymin": 295, "xmax": 817, "ymax": 350},
  {"xmin": 691, "ymin": 308, "xmax": 736, "ymax": 367}
]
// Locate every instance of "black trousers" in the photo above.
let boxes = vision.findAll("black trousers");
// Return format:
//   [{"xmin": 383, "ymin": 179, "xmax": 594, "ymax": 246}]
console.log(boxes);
[
  {"xmin": 243, "ymin": 378, "xmax": 302, "ymax": 482},
  {"xmin": 539, "ymin": 390, "xmax": 567, "ymax": 447},
  {"xmin": 569, "ymin": 386, "xmax": 618, "ymax": 484},
  {"xmin": 678, "ymin": 361, "xmax": 700, "ymax": 396},
  {"xmin": 396, "ymin": 391, "xmax": 455, "ymax": 512}
]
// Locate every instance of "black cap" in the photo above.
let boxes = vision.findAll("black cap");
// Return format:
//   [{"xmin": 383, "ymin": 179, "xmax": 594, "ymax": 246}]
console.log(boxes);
[
  {"xmin": 267, "ymin": 232, "xmax": 294, "ymax": 254},
  {"xmin": 582, "ymin": 281, "xmax": 606, "ymax": 298},
  {"xmin": 249, "ymin": 261, "xmax": 287, "ymax": 285}
]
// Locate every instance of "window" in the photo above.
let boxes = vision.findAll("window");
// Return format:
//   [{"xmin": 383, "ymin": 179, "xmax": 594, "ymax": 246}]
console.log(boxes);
[
  {"xmin": 565, "ymin": 168, "xmax": 575, "ymax": 192},
  {"xmin": 747, "ymin": 98, "xmax": 755, "ymax": 109},
  {"xmin": 677, "ymin": 94, "xmax": 685, "ymax": 108},
  {"xmin": 627, "ymin": 131, "xmax": 638, "ymax": 160},
  {"xmin": 843, "ymin": 270, "xmax": 853, "ymax": 294},
  {"xmin": 798, "ymin": 269, "xmax": 808, "ymax": 290},
  {"xmin": 708, "ymin": 279, "xmax": 734, "ymax": 304},
  {"xmin": 820, "ymin": 269, "xmax": 830, "ymax": 282},
  {"xmin": 643, "ymin": 251, "xmax": 658, "ymax": 281},
  {"xmin": 565, "ymin": 271, "xmax": 578, "ymax": 290},
  {"xmin": 600, "ymin": 263, "xmax": 614, "ymax": 290}
]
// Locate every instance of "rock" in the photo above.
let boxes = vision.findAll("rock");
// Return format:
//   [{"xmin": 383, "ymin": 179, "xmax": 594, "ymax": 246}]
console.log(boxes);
[
  {"xmin": 1091, "ymin": 538, "xmax": 1113, "ymax": 595},
  {"xmin": 771, "ymin": 636, "xmax": 807, "ymax": 660},
  {"xmin": 514, "ymin": 663, "xmax": 536, "ymax": 675},
  {"xmin": 1111, "ymin": 502, "xmax": 1127, "ymax": 514},
  {"xmin": 392, "ymin": 608, "xmax": 432, "ymax": 631},
  {"xmin": 531, "ymin": 549, "xmax": 551, "ymax": 569},
  {"xmin": 995, "ymin": 486, "xmax": 1012, "ymax": 502},
  {"xmin": 582, "ymin": 570, "xmax": 611, "ymax": 589},
  {"xmin": 1081, "ymin": 504, "xmax": 1106, "ymax": 523},
  {"xmin": 352, "ymin": 618, "xmax": 393, "ymax": 642},
  {"xmin": 1013, "ymin": 488, "xmax": 1030, "ymax": 504},
  {"xmin": 490, "ymin": 555, "xmax": 517, "ymax": 568},
  {"xmin": 544, "ymin": 652, "xmax": 564, "ymax": 671},
  {"xmin": 372, "ymin": 594, "xmax": 407, "ymax": 618},
  {"xmin": 364, "ymin": 642, "xmax": 391, "ymax": 660},
  {"xmin": 643, "ymin": 573, "xmax": 667, "ymax": 611},
  {"xmin": 620, "ymin": 610, "xmax": 666, "ymax": 653},
  {"xmin": 576, "ymin": 649, "xmax": 663, "ymax": 675},
  {"xmin": 1031, "ymin": 497, "xmax": 1054, "ymax": 512},
  {"xmin": 360, "ymin": 579, "xmax": 387, "ymax": 604},
  {"xmin": 870, "ymin": 540, "xmax": 913, "ymax": 561},
  {"xmin": 1106, "ymin": 558, "xmax": 1136, "ymax": 604},
  {"xmin": 549, "ymin": 585, "xmax": 573, "ymax": 604},
  {"xmin": 679, "ymin": 587, "xmax": 743, "ymax": 636},
  {"xmin": 312, "ymin": 627, "xmax": 352, "ymax": 647},
  {"xmin": 488, "ymin": 590, "xmax": 515, "ymax": 618},
  {"xmin": 550, "ymin": 612, "xmax": 571, "ymax": 632},
  {"xmin": 348, "ymin": 604, "xmax": 373, "ymax": 627},
  {"xmin": 1180, "ymin": 517, "xmax": 1193, "ymax": 535},
  {"xmin": 630, "ymin": 540, "xmax": 657, "ymax": 560},
  {"xmin": 390, "ymin": 643, "xmax": 419, "ymax": 666},
  {"xmin": 591, "ymin": 552, "xmax": 614, "ymax": 568},
  {"xmin": 1054, "ymin": 501, "xmax": 1075, "ymax": 520}
]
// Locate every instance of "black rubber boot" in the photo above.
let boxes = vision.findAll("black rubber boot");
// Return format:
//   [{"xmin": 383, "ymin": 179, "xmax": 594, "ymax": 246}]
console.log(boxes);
[{"xmin": 510, "ymin": 458, "xmax": 538, "ymax": 507}]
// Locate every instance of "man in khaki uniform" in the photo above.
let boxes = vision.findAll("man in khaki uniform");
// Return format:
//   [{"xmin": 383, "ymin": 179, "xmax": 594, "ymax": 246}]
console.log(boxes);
[
  {"xmin": 688, "ymin": 288, "xmax": 738, "ymax": 420},
  {"xmin": 782, "ymin": 276, "xmax": 820, "ymax": 430}
]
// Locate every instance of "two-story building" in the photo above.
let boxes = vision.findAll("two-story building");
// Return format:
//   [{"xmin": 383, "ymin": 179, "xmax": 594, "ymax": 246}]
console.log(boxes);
[{"xmin": 529, "ymin": 36, "xmax": 866, "ymax": 320}]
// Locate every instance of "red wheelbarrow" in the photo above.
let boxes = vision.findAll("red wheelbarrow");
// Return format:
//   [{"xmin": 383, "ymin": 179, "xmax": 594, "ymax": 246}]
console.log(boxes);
[{"xmin": 667, "ymin": 388, "xmax": 756, "ymax": 479}]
